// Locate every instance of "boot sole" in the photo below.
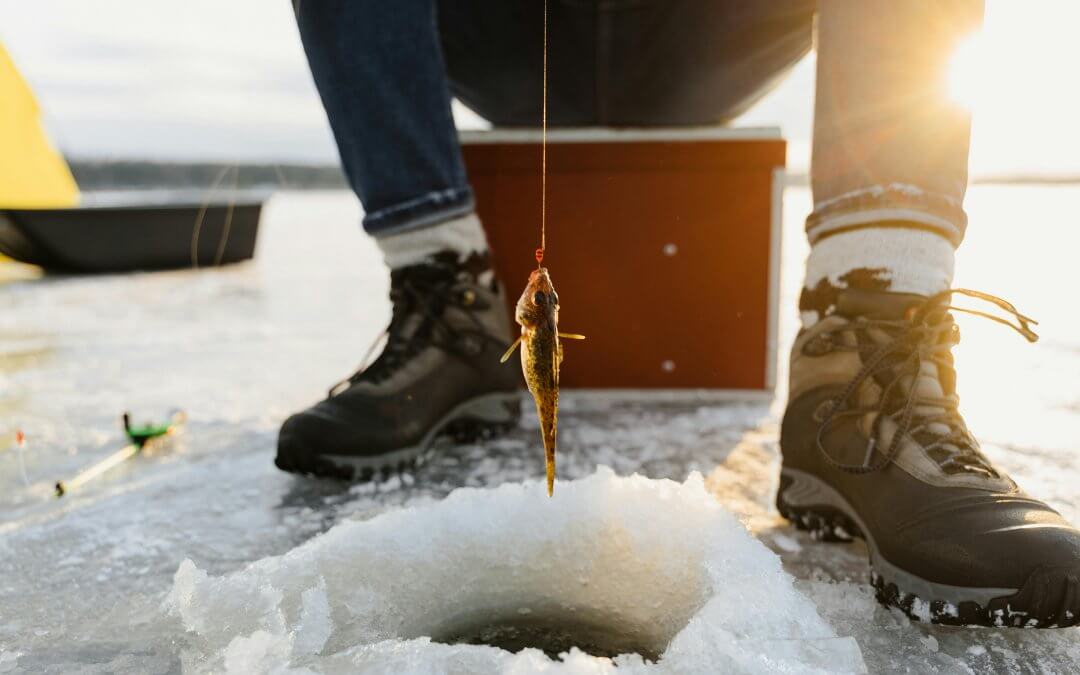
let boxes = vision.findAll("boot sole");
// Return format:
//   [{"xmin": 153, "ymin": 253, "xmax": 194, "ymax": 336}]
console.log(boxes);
[
  {"xmin": 778, "ymin": 467, "xmax": 1080, "ymax": 628},
  {"xmin": 276, "ymin": 391, "xmax": 521, "ymax": 481}
]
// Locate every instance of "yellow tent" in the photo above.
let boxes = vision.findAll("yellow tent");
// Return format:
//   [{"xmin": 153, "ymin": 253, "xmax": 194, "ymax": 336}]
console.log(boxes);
[{"xmin": 0, "ymin": 43, "xmax": 78, "ymax": 208}]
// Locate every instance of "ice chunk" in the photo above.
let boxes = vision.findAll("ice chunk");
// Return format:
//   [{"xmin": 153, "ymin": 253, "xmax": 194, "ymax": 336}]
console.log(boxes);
[
  {"xmin": 294, "ymin": 578, "xmax": 333, "ymax": 656},
  {"xmin": 223, "ymin": 631, "xmax": 293, "ymax": 674},
  {"xmin": 166, "ymin": 467, "xmax": 865, "ymax": 673},
  {"xmin": 167, "ymin": 558, "xmax": 286, "ymax": 650}
]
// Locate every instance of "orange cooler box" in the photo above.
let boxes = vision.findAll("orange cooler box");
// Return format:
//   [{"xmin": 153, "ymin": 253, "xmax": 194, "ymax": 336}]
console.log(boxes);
[{"xmin": 461, "ymin": 128, "xmax": 785, "ymax": 394}]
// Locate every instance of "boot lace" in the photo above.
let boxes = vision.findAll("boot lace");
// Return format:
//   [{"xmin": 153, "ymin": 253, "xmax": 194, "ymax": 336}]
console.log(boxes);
[
  {"xmin": 816, "ymin": 289, "xmax": 1038, "ymax": 476},
  {"xmin": 328, "ymin": 257, "xmax": 497, "ymax": 397}
]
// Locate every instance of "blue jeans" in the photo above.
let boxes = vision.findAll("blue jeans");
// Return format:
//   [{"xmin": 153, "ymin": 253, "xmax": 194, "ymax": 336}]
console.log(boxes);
[{"xmin": 296, "ymin": 0, "xmax": 981, "ymax": 245}]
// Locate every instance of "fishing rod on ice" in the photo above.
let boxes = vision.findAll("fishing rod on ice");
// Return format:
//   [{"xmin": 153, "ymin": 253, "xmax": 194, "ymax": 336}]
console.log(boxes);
[{"xmin": 54, "ymin": 410, "xmax": 186, "ymax": 498}]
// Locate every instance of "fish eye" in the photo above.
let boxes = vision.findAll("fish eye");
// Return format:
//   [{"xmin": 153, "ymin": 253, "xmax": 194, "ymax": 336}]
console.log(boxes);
[{"xmin": 533, "ymin": 291, "xmax": 545, "ymax": 305}]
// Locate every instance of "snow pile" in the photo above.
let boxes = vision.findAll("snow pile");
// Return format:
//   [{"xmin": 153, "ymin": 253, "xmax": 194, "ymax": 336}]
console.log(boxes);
[{"xmin": 166, "ymin": 467, "xmax": 865, "ymax": 673}]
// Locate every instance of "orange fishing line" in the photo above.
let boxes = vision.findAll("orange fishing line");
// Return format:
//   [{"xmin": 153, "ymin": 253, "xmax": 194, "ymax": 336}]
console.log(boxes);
[{"xmin": 537, "ymin": 0, "xmax": 548, "ymax": 268}]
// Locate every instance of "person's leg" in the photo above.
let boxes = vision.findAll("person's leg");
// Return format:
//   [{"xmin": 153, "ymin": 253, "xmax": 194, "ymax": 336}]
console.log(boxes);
[
  {"xmin": 295, "ymin": 0, "xmax": 487, "ymax": 270},
  {"xmin": 782, "ymin": 0, "xmax": 1080, "ymax": 628},
  {"xmin": 295, "ymin": 0, "xmax": 474, "ymax": 238},
  {"xmin": 279, "ymin": 0, "xmax": 519, "ymax": 479},
  {"xmin": 801, "ymin": 0, "xmax": 978, "ymax": 322}
]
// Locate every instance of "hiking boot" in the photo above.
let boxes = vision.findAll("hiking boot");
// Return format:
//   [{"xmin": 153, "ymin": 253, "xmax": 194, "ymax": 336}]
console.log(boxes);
[
  {"xmin": 779, "ymin": 288, "xmax": 1080, "ymax": 628},
  {"xmin": 276, "ymin": 251, "xmax": 521, "ymax": 480}
]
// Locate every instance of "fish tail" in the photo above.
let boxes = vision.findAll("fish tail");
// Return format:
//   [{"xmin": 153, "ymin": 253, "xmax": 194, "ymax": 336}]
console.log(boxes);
[
  {"xmin": 537, "ymin": 394, "xmax": 558, "ymax": 497},
  {"xmin": 545, "ymin": 437, "xmax": 555, "ymax": 497}
]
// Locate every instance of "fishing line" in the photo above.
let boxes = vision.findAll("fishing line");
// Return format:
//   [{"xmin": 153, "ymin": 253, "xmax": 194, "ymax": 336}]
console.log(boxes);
[
  {"xmin": 190, "ymin": 164, "xmax": 232, "ymax": 268},
  {"xmin": 190, "ymin": 164, "xmax": 239, "ymax": 268},
  {"xmin": 211, "ymin": 166, "xmax": 239, "ymax": 267},
  {"xmin": 536, "ymin": 0, "xmax": 548, "ymax": 268}
]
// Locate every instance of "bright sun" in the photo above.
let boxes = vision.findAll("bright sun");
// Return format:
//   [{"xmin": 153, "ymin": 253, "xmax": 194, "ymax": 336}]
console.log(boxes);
[
  {"xmin": 947, "ymin": 1, "xmax": 1080, "ymax": 177},
  {"xmin": 946, "ymin": 34, "xmax": 985, "ymax": 112}
]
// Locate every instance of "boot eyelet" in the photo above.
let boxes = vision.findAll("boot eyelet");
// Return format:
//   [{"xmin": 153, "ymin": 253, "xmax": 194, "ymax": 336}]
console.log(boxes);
[
  {"xmin": 803, "ymin": 335, "xmax": 833, "ymax": 356},
  {"xmin": 813, "ymin": 399, "xmax": 836, "ymax": 423},
  {"xmin": 462, "ymin": 289, "xmax": 477, "ymax": 306}
]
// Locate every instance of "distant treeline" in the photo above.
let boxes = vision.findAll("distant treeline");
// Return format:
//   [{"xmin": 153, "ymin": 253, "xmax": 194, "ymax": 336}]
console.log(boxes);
[
  {"xmin": 780, "ymin": 173, "xmax": 1080, "ymax": 187},
  {"xmin": 67, "ymin": 160, "xmax": 348, "ymax": 191},
  {"xmin": 67, "ymin": 160, "xmax": 1079, "ymax": 192}
]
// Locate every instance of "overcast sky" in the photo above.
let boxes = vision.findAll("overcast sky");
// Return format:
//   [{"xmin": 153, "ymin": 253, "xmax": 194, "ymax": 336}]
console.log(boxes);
[{"xmin": 1, "ymin": 1, "xmax": 1075, "ymax": 177}]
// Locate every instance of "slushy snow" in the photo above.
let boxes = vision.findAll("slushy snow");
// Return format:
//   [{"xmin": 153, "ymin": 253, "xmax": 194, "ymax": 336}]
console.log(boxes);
[{"xmin": 167, "ymin": 468, "xmax": 866, "ymax": 674}]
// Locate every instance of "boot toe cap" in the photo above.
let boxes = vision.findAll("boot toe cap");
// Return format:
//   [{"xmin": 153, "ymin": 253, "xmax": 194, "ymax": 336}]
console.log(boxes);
[{"xmin": 275, "ymin": 406, "xmax": 371, "ymax": 478}]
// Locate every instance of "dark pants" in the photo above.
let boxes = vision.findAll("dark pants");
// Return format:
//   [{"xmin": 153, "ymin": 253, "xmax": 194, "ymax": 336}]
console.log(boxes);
[{"xmin": 295, "ymin": 0, "xmax": 980, "ymax": 245}]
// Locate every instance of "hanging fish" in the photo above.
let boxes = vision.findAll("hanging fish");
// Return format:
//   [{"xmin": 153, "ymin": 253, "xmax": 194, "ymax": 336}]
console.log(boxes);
[{"xmin": 501, "ymin": 267, "xmax": 584, "ymax": 496}]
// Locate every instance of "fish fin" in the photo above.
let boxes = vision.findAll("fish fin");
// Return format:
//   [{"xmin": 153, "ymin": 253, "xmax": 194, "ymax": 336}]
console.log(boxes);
[
  {"xmin": 499, "ymin": 336, "xmax": 522, "ymax": 363},
  {"xmin": 558, "ymin": 333, "xmax": 586, "ymax": 340}
]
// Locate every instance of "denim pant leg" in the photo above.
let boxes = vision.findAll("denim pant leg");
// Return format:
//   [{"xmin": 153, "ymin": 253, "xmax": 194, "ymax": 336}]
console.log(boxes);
[
  {"xmin": 294, "ymin": 0, "xmax": 473, "ymax": 236},
  {"xmin": 810, "ymin": 0, "xmax": 984, "ymax": 248}
]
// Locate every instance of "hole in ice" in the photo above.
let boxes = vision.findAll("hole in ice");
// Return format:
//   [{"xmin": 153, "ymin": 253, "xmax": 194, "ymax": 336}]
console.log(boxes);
[
  {"xmin": 166, "ymin": 467, "xmax": 865, "ymax": 673},
  {"xmin": 435, "ymin": 614, "xmax": 662, "ymax": 662}
]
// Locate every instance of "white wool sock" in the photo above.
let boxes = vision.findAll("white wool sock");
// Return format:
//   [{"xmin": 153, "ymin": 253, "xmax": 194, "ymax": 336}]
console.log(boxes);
[
  {"xmin": 800, "ymin": 227, "xmax": 955, "ymax": 326},
  {"xmin": 375, "ymin": 212, "xmax": 489, "ymax": 269}
]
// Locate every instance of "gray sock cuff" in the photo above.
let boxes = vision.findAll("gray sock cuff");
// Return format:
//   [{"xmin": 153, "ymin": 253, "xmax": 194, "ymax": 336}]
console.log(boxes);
[
  {"xmin": 800, "ymin": 227, "xmax": 955, "ymax": 326},
  {"xmin": 807, "ymin": 184, "xmax": 967, "ymax": 248},
  {"xmin": 375, "ymin": 212, "xmax": 489, "ymax": 269}
]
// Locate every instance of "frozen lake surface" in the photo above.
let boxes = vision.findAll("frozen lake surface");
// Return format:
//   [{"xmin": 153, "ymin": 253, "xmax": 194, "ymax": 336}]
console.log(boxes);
[{"xmin": 2, "ymin": 186, "xmax": 1079, "ymax": 673}]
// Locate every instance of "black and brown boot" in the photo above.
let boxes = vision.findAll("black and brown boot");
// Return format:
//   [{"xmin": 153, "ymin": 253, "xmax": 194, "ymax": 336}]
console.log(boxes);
[
  {"xmin": 276, "ymin": 251, "xmax": 521, "ymax": 480},
  {"xmin": 779, "ymin": 287, "xmax": 1080, "ymax": 627}
]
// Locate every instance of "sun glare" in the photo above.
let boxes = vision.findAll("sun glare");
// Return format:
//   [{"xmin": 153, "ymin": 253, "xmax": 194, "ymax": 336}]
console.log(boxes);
[
  {"xmin": 947, "ymin": 35, "xmax": 984, "ymax": 111},
  {"xmin": 947, "ymin": 1, "xmax": 1080, "ymax": 177}
]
